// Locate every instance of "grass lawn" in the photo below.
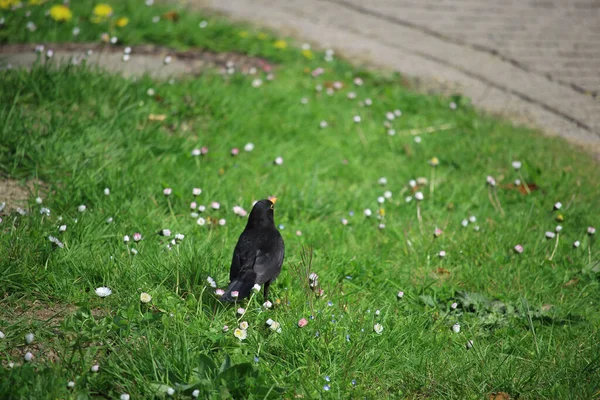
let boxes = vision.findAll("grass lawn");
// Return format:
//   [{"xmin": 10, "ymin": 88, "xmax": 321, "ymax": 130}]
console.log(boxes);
[{"xmin": 1, "ymin": 1, "xmax": 600, "ymax": 399}]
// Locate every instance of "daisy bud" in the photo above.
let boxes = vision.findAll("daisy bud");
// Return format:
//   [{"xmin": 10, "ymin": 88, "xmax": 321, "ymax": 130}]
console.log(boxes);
[
  {"xmin": 386, "ymin": 111, "xmax": 395, "ymax": 121},
  {"xmin": 190, "ymin": 201, "xmax": 197, "ymax": 209},
  {"xmin": 133, "ymin": 232, "xmax": 142, "ymax": 242},
  {"xmin": 555, "ymin": 225, "xmax": 562, "ymax": 233},
  {"xmin": 163, "ymin": 56, "xmax": 172, "ymax": 65},
  {"xmin": 266, "ymin": 318, "xmax": 274, "ymax": 326},
  {"xmin": 237, "ymin": 307, "xmax": 245, "ymax": 315},
  {"xmin": 469, "ymin": 216, "xmax": 477, "ymax": 223},
  {"xmin": 244, "ymin": 142, "xmax": 255, "ymax": 152},
  {"xmin": 353, "ymin": 115, "xmax": 361, "ymax": 123},
  {"xmin": 451, "ymin": 302, "xmax": 458, "ymax": 309},
  {"xmin": 91, "ymin": 364, "xmax": 100, "ymax": 372},
  {"xmin": 161, "ymin": 229, "xmax": 171, "ymax": 237},
  {"xmin": 373, "ymin": 323, "xmax": 383, "ymax": 334},
  {"xmin": 231, "ymin": 291, "xmax": 239, "ymax": 298},
  {"xmin": 192, "ymin": 188, "xmax": 202, "ymax": 196},
  {"xmin": 377, "ymin": 196, "xmax": 385, "ymax": 204},
  {"xmin": 67, "ymin": 381, "xmax": 75, "ymax": 388},
  {"xmin": 452, "ymin": 323, "xmax": 460, "ymax": 333},
  {"xmin": 140, "ymin": 293, "xmax": 152, "ymax": 303},
  {"xmin": 486, "ymin": 176, "xmax": 496, "ymax": 186},
  {"xmin": 198, "ymin": 205, "xmax": 206, "ymax": 212},
  {"xmin": 263, "ymin": 301, "xmax": 273, "ymax": 309},
  {"xmin": 252, "ymin": 284, "xmax": 261, "ymax": 292},
  {"xmin": 363, "ymin": 208, "xmax": 372, "ymax": 217},
  {"xmin": 588, "ymin": 227, "xmax": 596, "ymax": 236},
  {"xmin": 461, "ymin": 219, "xmax": 469, "ymax": 227},
  {"xmin": 320, "ymin": 121, "xmax": 328, "ymax": 129},
  {"xmin": 298, "ymin": 318, "xmax": 308, "ymax": 328},
  {"xmin": 434, "ymin": 228, "xmax": 443, "ymax": 238},
  {"xmin": 192, "ymin": 389, "xmax": 200, "ymax": 398},
  {"xmin": 25, "ymin": 333, "xmax": 34, "ymax": 344},
  {"xmin": 365, "ymin": 98, "xmax": 372, "ymax": 106},
  {"xmin": 414, "ymin": 136, "xmax": 422, "ymax": 143},
  {"xmin": 405, "ymin": 196, "xmax": 413, "ymax": 203},
  {"xmin": 215, "ymin": 289, "xmax": 225, "ymax": 296},
  {"xmin": 514, "ymin": 244, "xmax": 524, "ymax": 254},
  {"xmin": 239, "ymin": 321, "xmax": 249, "ymax": 330},
  {"xmin": 274, "ymin": 156, "xmax": 284, "ymax": 165},
  {"xmin": 545, "ymin": 231, "xmax": 556, "ymax": 239},
  {"xmin": 553, "ymin": 202, "xmax": 562, "ymax": 210},
  {"xmin": 573, "ymin": 240, "xmax": 581, "ymax": 248},
  {"xmin": 120, "ymin": 394, "xmax": 130, "ymax": 400},
  {"xmin": 466, "ymin": 340, "xmax": 474, "ymax": 350},
  {"xmin": 512, "ymin": 161, "xmax": 522, "ymax": 170},
  {"xmin": 341, "ymin": 218, "xmax": 349, "ymax": 225},
  {"xmin": 218, "ymin": 218, "xmax": 226, "ymax": 226},
  {"xmin": 59, "ymin": 225, "xmax": 67, "ymax": 232},
  {"xmin": 222, "ymin": 325, "xmax": 229, "ymax": 332},
  {"xmin": 397, "ymin": 291, "xmax": 404, "ymax": 299},
  {"xmin": 415, "ymin": 192, "xmax": 424, "ymax": 201},
  {"xmin": 166, "ymin": 387, "xmax": 175, "ymax": 396},
  {"xmin": 191, "ymin": 148, "xmax": 201, "ymax": 156},
  {"xmin": 378, "ymin": 177, "xmax": 388, "ymax": 185},
  {"xmin": 163, "ymin": 188, "xmax": 172, "ymax": 196},
  {"xmin": 77, "ymin": 204, "xmax": 87, "ymax": 212},
  {"xmin": 24, "ymin": 352, "xmax": 34, "ymax": 362},
  {"xmin": 439, "ymin": 250, "xmax": 447, "ymax": 258}
]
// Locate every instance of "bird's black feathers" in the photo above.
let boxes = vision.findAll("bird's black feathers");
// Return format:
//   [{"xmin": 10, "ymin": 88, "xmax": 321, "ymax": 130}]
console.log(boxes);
[{"xmin": 221, "ymin": 199, "xmax": 284, "ymax": 302}]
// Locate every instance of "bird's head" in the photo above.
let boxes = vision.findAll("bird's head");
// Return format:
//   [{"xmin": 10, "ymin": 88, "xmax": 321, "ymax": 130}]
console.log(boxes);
[{"xmin": 247, "ymin": 198, "xmax": 277, "ymax": 227}]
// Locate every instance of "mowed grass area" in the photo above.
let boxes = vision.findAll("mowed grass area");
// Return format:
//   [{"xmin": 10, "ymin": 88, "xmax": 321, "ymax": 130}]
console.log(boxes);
[{"xmin": 1, "ymin": 2, "xmax": 600, "ymax": 399}]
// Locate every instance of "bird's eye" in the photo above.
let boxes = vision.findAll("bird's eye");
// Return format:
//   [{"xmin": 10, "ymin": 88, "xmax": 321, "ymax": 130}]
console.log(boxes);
[{"xmin": 270, "ymin": 204, "xmax": 274, "ymax": 210}]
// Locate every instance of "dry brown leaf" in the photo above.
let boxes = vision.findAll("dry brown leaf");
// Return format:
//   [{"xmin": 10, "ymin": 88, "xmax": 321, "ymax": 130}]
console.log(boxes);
[
  {"xmin": 489, "ymin": 392, "xmax": 511, "ymax": 400},
  {"xmin": 503, "ymin": 182, "xmax": 539, "ymax": 195},
  {"xmin": 563, "ymin": 278, "xmax": 579, "ymax": 287},
  {"xmin": 436, "ymin": 267, "xmax": 450, "ymax": 275},
  {"xmin": 162, "ymin": 10, "xmax": 179, "ymax": 22}
]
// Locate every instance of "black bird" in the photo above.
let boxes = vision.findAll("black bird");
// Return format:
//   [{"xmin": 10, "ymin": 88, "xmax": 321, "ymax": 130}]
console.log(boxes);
[{"xmin": 220, "ymin": 198, "xmax": 284, "ymax": 302}]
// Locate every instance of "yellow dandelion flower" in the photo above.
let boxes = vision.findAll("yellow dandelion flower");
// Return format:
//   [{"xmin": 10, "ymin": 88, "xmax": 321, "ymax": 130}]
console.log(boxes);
[
  {"xmin": 93, "ymin": 3, "xmax": 113, "ymax": 18},
  {"xmin": 49, "ymin": 5, "xmax": 72, "ymax": 22},
  {"xmin": 302, "ymin": 49, "xmax": 314, "ymax": 59},
  {"xmin": 238, "ymin": 30, "xmax": 248, "ymax": 38},
  {"xmin": 257, "ymin": 32, "xmax": 267, "ymax": 40},
  {"xmin": 273, "ymin": 39, "xmax": 287, "ymax": 50},
  {"xmin": 115, "ymin": 17, "xmax": 129, "ymax": 27}
]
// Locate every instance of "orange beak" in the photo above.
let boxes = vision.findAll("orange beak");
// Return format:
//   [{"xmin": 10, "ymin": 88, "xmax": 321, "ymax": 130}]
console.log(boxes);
[{"xmin": 268, "ymin": 196, "xmax": 277, "ymax": 205}]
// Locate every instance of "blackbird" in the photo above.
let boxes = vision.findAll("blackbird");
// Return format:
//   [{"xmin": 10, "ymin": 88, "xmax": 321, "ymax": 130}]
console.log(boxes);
[{"xmin": 220, "ymin": 198, "xmax": 284, "ymax": 302}]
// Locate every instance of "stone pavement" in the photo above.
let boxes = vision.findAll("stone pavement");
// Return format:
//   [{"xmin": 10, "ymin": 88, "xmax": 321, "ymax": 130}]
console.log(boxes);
[{"xmin": 193, "ymin": 0, "xmax": 600, "ymax": 158}]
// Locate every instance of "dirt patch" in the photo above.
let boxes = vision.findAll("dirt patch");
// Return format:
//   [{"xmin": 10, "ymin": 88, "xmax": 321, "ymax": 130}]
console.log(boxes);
[
  {"xmin": 0, "ymin": 178, "xmax": 46, "ymax": 213},
  {"xmin": 0, "ymin": 43, "xmax": 274, "ymax": 78},
  {"xmin": 0, "ymin": 300, "xmax": 105, "ymax": 327}
]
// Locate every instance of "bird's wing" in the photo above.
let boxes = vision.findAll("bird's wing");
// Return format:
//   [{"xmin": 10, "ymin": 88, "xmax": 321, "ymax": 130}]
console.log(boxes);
[
  {"xmin": 253, "ymin": 236, "xmax": 285, "ymax": 284},
  {"xmin": 229, "ymin": 232, "xmax": 256, "ymax": 280}
]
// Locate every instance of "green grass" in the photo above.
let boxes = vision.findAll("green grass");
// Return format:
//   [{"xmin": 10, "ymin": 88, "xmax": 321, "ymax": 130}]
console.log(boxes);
[{"xmin": 1, "ymin": 1, "xmax": 600, "ymax": 399}]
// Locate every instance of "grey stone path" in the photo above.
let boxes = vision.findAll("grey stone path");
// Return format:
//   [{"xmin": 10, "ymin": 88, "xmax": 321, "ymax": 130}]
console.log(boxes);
[{"xmin": 194, "ymin": 0, "xmax": 600, "ymax": 158}]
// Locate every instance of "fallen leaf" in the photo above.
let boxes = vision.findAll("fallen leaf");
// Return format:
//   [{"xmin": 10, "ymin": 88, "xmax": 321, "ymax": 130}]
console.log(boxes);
[
  {"xmin": 148, "ymin": 114, "xmax": 166, "ymax": 121},
  {"xmin": 436, "ymin": 267, "xmax": 450, "ymax": 275},
  {"xmin": 490, "ymin": 392, "xmax": 510, "ymax": 400},
  {"xmin": 563, "ymin": 278, "xmax": 579, "ymax": 287},
  {"xmin": 162, "ymin": 10, "xmax": 179, "ymax": 22},
  {"xmin": 503, "ymin": 182, "xmax": 539, "ymax": 195}
]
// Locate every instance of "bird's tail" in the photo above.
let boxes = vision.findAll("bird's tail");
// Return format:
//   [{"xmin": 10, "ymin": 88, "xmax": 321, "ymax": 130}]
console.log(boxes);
[{"xmin": 220, "ymin": 277, "xmax": 255, "ymax": 302}]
